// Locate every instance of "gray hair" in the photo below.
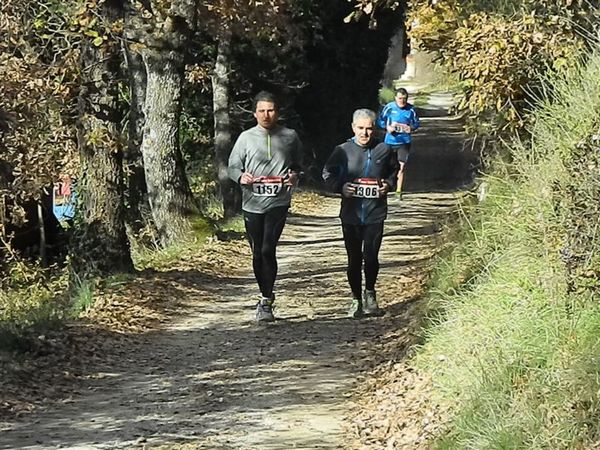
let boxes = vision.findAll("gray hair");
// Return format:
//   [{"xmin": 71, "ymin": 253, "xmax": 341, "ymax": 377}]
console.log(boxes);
[{"xmin": 352, "ymin": 108, "xmax": 376, "ymax": 124}]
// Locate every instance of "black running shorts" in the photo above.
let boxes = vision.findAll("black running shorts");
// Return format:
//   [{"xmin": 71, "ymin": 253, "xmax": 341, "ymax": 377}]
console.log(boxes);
[{"xmin": 392, "ymin": 143, "xmax": 411, "ymax": 163}]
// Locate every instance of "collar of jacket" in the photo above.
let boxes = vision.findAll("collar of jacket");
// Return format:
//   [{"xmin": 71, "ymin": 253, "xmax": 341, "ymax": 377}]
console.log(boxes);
[
  {"xmin": 255, "ymin": 124, "xmax": 281, "ymax": 134},
  {"xmin": 350, "ymin": 137, "xmax": 381, "ymax": 150}
]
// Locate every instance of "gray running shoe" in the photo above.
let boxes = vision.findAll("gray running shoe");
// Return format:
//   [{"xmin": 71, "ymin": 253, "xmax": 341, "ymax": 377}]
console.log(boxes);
[
  {"xmin": 256, "ymin": 297, "xmax": 275, "ymax": 322},
  {"xmin": 347, "ymin": 298, "xmax": 363, "ymax": 319},
  {"xmin": 363, "ymin": 290, "xmax": 385, "ymax": 316}
]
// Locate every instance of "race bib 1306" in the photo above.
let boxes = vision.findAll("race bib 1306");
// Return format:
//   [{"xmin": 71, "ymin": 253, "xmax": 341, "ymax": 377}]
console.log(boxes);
[{"xmin": 352, "ymin": 178, "xmax": 380, "ymax": 198}]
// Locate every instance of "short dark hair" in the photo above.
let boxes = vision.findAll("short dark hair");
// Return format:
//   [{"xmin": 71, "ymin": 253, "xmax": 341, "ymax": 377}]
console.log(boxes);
[
  {"xmin": 395, "ymin": 87, "xmax": 408, "ymax": 98},
  {"xmin": 252, "ymin": 91, "xmax": 279, "ymax": 111}
]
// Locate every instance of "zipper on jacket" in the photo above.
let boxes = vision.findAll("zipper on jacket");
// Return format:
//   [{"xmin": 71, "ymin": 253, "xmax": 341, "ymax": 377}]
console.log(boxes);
[
  {"xmin": 361, "ymin": 148, "xmax": 372, "ymax": 224},
  {"xmin": 267, "ymin": 133, "xmax": 272, "ymax": 159}
]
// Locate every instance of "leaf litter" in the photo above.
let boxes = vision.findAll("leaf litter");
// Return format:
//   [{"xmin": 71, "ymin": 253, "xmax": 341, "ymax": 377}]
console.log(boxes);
[{"xmin": 0, "ymin": 190, "xmax": 460, "ymax": 448}]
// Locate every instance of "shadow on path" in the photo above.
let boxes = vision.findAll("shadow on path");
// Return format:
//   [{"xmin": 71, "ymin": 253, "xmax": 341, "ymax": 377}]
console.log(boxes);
[{"xmin": 0, "ymin": 93, "xmax": 469, "ymax": 450}]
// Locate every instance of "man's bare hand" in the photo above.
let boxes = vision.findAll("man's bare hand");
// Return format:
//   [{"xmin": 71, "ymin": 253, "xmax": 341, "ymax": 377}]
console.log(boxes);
[
  {"xmin": 240, "ymin": 172, "xmax": 254, "ymax": 185},
  {"xmin": 378, "ymin": 180, "xmax": 390, "ymax": 196},
  {"xmin": 285, "ymin": 170, "xmax": 299, "ymax": 187},
  {"xmin": 342, "ymin": 182, "xmax": 356, "ymax": 198}
]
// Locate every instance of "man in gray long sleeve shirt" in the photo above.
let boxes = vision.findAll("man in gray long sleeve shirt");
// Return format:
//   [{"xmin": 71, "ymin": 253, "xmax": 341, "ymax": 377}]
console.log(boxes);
[{"xmin": 228, "ymin": 91, "xmax": 303, "ymax": 322}]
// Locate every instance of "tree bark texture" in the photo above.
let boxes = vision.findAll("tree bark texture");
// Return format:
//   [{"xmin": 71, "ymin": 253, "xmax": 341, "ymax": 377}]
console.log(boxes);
[
  {"xmin": 123, "ymin": 38, "xmax": 151, "ymax": 235},
  {"xmin": 140, "ymin": 48, "xmax": 196, "ymax": 247},
  {"xmin": 74, "ymin": 1, "xmax": 133, "ymax": 274},
  {"xmin": 126, "ymin": 0, "xmax": 200, "ymax": 247},
  {"xmin": 212, "ymin": 31, "xmax": 241, "ymax": 219}
]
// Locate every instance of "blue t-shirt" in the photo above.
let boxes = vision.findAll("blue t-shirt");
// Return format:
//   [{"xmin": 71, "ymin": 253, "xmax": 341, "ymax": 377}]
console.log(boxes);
[{"xmin": 377, "ymin": 101, "xmax": 420, "ymax": 145}]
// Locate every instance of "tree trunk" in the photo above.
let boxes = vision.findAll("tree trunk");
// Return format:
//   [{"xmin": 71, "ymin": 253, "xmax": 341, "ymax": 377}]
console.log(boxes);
[
  {"xmin": 140, "ymin": 47, "xmax": 196, "ymax": 247},
  {"xmin": 380, "ymin": 25, "xmax": 408, "ymax": 89},
  {"xmin": 37, "ymin": 202, "xmax": 46, "ymax": 266},
  {"xmin": 74, "ymin": 0, "xmax": 133, "ymax": 274},
  {"xmin": 128, "ymin": 0, "xmax": 200, "ymax": 247},
  {"xmin": 212, "ymin": 31, "xmax": 241, "ymax": 219},
  {"xmin": 123, "ymin": 37, "xmax": 152, "ymax": 236}
]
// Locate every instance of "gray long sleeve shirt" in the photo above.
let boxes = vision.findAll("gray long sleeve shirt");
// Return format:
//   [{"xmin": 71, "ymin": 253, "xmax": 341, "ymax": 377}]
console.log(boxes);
[{"xmin": 228, "ymin": 124, "xmax": 303, "ymax": 214}]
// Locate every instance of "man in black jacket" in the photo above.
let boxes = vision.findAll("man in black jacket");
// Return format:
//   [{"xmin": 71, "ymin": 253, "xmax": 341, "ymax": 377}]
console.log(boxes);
[{"xmin": 322, "ymin": 108, "xmax": 399, "ymax": 318}]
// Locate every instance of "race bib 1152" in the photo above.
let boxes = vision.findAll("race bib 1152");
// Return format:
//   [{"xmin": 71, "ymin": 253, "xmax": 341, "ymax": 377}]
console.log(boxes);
[
  {"xmin": 352, "ymin": 178, "xmax": 380, "ymax": 198},
  {"xmin": 252, "ymin": 176, "xmax": 284, "ymax": 197}
]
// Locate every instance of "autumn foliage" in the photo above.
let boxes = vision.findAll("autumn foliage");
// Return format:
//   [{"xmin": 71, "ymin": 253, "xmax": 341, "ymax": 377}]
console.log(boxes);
[
  {"xmin": 406, "ymin": 0, "xmax": 598, "ymax": 132},
  {"xmin": 0, "ymin": 1, "xmax": 78, "ymax": 227},
  {"xmin": 349, "ymin": 0, "xmax": 598, "ymax": 133}
]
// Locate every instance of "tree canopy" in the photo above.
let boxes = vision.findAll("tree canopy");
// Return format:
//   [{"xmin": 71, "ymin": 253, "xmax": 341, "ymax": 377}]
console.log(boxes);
[
  {"xmin": 407, "ymin": 0, "xmax": 598, "ymax": 132},
  {"xmin": 1, "ymin": 0, "xmax": 398, "ymax": 270}
]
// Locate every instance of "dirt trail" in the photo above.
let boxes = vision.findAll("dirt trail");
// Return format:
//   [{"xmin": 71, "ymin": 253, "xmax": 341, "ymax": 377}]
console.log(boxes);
[{"xmin": 1, "ymin": 93, "xmax": 468, "ymax": 450}]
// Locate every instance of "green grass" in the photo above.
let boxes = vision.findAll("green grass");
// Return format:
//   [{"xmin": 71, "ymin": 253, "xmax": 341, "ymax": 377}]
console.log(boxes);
[
  {"xmin": 379, "ymin": 86, "xmax": 395, "ymax": 104},
  {"xmin": 0, "ymin": 262, "xmax": 70, "ymax": 350},
  {"xmin": 190, "ymin": 215, "xmax": 214, "ymax": 241},
  {"xmin": 218, "ymin": 214, "xmax": 245, "ymax": 233},
  {"xmin": 68, "ymin": 271, "xmax": 96, "ymax": 315},
  {"xmin": 415, "ymin": 48, "xmax": 600, "ymax": 449},
  {"xmin": 131, "ymin": 213, "xmax": 217, "ymax": 270},
  {"xmin": 133, "ymin": 241, "xmax": 193, "ymax": 270}
]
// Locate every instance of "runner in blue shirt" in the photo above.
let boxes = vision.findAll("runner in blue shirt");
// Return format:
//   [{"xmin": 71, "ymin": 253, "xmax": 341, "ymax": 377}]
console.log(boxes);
[{"xmin": 377, "ymin": 87, "xmax": 420, "ymax": 195}]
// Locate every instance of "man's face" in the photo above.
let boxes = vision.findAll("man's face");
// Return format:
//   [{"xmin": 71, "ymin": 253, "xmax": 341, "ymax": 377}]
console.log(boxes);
[
  {"xmin": 395, "ymin": 92, "xmax": 408, "ymax": 107},
  {"xmin": 352, "ymin": 117, "xmax": 375, "ymax": 147},
  {"xmin": 254, "ymin": 101, "xmax": 278, "ymax": 129}
]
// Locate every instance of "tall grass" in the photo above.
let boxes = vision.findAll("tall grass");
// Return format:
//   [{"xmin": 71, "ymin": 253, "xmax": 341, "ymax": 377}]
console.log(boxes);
[
  {"xmin": 417, "ymin": 50, "xmax": 600, "ymax": 448},
  {"xmin": 0, "ymin": 261, "xmax": 69, "ymax": 350},
  {"xmin": 131, "ymin": 214, "xmax": 215, "ymax": 270}
]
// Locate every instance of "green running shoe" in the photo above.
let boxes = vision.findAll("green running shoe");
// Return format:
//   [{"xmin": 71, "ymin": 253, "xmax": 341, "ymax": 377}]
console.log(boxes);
[{"xmin": 347, "ymin": 298, "xmax": 363, "ymax": 319}]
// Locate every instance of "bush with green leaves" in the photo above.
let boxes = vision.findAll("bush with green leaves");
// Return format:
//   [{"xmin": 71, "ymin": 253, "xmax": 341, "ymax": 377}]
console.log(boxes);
[
  {"xmin": 418, "ymin": 49, "xmax": 600, "ymax": 449},
  {"xmin": 406, "ymin": 0, "xmax": 598, "ymax": 134},
  {"xmin": 0, "ymin": 261, "xmax": 69, "ymax": 350}
]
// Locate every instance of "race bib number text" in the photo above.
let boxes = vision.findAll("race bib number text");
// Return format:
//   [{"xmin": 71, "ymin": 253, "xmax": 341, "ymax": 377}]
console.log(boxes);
[
  {"xmin": 252, "ymin": 176, "xmax": 284, "ymax": 197},
  {"xmin": 352, "ymin": 178, "xmax": 380, "ymax": 199}
]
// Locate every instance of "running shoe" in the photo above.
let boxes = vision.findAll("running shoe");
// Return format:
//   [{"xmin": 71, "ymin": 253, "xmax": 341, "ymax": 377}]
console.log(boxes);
[
  {"xmin": 363, "ymin": 290, "xmax": 385, "ymax": 316},
  {"xmin": 347, "ymin": 298, "xmax": 363, "ymax": 319},
  {"xmin": 256, "ymin": 297, "xmax": 275, "ymax": 322}
]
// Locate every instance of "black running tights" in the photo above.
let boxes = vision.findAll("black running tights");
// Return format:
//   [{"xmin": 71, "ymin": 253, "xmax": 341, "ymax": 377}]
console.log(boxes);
[
  {"xmin": 342, "ymin": 221, "xmax": 384, "ymax": 300},
  {"xmin": 243, "ymin": 206, "xmax": 289, "ymax": 299}
]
